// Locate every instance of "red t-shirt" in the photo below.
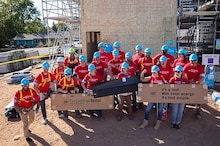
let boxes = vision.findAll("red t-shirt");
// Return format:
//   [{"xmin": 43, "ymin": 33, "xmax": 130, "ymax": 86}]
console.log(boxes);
[
  {"xmin": 92, "ymin": 60, "xmax": 107, "ymax": 77},
  {"xmin": 14, "ymin": 88, "xmax": 40, "ymax": 109},
  {"xmin": 100, "ymin": 51, "xmax": 109, "ymax": 63},
  {"xmin": 82, "ymin": 73, "xmax": 104, "ymax": 89},
  {"xmin": 118, "ymin": 50, "xmax": 125, "ymax": 61},
  {"xmin": 53, "ymin": 66, "xmax": 65, "ymax": 81},
  {"xmin": 150, "ymin": 75, "xmax": 166, "ymax": 84},
  {"xmin": 183, "ymin": 63, "xmax": 204, "ymax": 82},
  {"xmin": 158, "ymin": 65, "xmax": 173, "ymax": 82},
  {"xmin": 106, "ymin": 53, "xmax": 113, "ymax": 62},
  {"xmin": 169, "ymin": 76, "xmax": 189, "ymax": 84},
  {"xmin": 154, "ymin": 53, "xmax": 175, "ymax": 67},
  {"xmin": 34, "ymin": 72, "xmax": 56, "ymax": 93},
  {"xmin": 108, "ymin": 59, "xmax": 123, "ymax": 75},
  {"xmin": 128, "ymin": 62, "xmax": 139, "ymax": 76},
  {"xmin": 74, "ymin": 64, "xmax": 88, "ymax": 80},
  {"xmin": 117, "ymin": 72, "xmax": 129, "ymax": 79},
  {"xmin": 173, "ymin": 58, "xmax": 190, "ymax": 68},
  {"xmin": 138, "ymin": 57, "xmax": 154, "ymax": 75},
  {"xmin": 58, "ymin": 77, "xmax": 78, "ymax": 91},
  {"xmin": 132, "ymin": 53, "xmax": 145, "ymax": 65}
]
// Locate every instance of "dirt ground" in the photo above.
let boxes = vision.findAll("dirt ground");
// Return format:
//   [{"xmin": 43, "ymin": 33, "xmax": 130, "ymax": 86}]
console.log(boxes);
[{"xmin": 0, "ymin": 65, "xmax": 220, "ymax": 146}]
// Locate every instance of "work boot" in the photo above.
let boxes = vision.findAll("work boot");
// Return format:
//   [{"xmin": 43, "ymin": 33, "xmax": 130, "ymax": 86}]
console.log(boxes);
[
  {"xmin": 154, "ymin": 120, "xmax": 161, "ymax": 130},
  {"xmin": 139, "ymin": 119, "xmax": 148, "ymax": 128},
  {"xmin": 26, "ymin": 137, "xmax": 33, "ymax": 143}
]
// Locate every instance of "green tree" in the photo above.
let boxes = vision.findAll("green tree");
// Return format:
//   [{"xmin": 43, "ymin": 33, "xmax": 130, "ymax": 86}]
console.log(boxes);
[{"xmin": 0, "ymin": 0, "xmax": 45, "ymax": 47}]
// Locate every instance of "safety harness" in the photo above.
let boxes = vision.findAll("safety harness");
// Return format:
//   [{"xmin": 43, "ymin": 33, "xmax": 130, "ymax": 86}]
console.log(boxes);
[{"xmin": 38, "ymin": 73, "xmax": 51, "ymax": 87}]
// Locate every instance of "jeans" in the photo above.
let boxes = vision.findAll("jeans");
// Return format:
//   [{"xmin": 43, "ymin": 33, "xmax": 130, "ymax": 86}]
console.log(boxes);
[
  {"xmin": 172, "ymin": 103, "xmax": 185, "ymax": 124},
  {"xmin": 144, "ymin": 103, "xmax": 163, "ymax": 121},
  {"xmin": 40, "ymin": 99, "xmax": 47, "ymax": 120}
]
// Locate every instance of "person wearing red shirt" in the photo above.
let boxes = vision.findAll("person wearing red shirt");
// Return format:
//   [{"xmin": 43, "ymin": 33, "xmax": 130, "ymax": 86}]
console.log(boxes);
[
  {"xmin": 169, "ymin": 65, "xmax": 189, "ymax": 129},
  {"xmin": 113, "ymin": 41, "xmax": 125, "ymax": 61},
  {"xmin": 105, "ymin": 44, "xmax": 113, "ymax": 61},
  {"xmin": 173, "ymin": 48, "xmax": 189, "ymax": 68},
  {"xmin": 33, "ymin": 61, "xmax": 57, "ymax": 125},
  {"xmin": 63, "ymin": 47, "xmax": 79, "ymax": 72},
  {"xmin": 132, "ymin": 44, "xmax": 145, "ymax": 65},
  {"xmin": 74, "ymin": 55, "xmax": 88, "ymax": 92},
  {"xmin": 138, "ymin": 48, "xmax": 154, "ymax": 76},
  {"xmin": 81, "ymin": 64, "xmax": 104, "ymax": 120},
  {"xmin": 139, "ymin": 65, "xmax": 166, "ymax": 130},
  {"xmin": 183, "ymin": 53, "xmax": 204, "ymax": 119},
  {"xmin": 98, "ymin": 42, "xmax": 109, "ymax": 63},
  {"xmin": 116, "ymin": 62, "xmax": 134, "ymax": 121},
  {"xmin": 92, "ymin": 51, "xmax": 108, "ymax": 80},
  {"xmin": 108, "ymin": 49, "xmax": 123, "ymax": 80},
  {"xmin": 14, "ymin": 78, "xmax": 40, "ymax": 143},
  {"xmin": 53, "ymin": 57, "xmax": 65, "ymax": 82},
  {"xmin": 154, "ymin": 45, "xmax": 175, "ymax": 67},
  {"xmin": 57, "ymin": 68, "xmax": 79, "ymax": 119}
]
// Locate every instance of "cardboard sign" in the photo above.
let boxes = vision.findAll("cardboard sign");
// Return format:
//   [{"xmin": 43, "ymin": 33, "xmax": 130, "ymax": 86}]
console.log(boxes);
[
  {"xmin": 51, "ymin": 93, "xmax": 114, "ymax": 110},
  {"xmin": 138, "ymin": 84, "xmax": 208, "ymax": 104},
  {"xmin": 202, "ymin": 54, "xmax": 219, "ymax": 65}
]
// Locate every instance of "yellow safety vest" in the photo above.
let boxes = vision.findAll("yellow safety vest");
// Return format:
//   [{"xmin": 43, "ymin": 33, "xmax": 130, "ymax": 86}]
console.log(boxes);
[
  {"xmin": 19, "ymin": 88, "xmax": 33, "ymax": 103},
  {"xmin": 62, "ymin": 78, "xmax": 74, "ymax": 90},
  {"xmin": 38, "ymin": 73, "xmax": 51, "ymax": 87}
]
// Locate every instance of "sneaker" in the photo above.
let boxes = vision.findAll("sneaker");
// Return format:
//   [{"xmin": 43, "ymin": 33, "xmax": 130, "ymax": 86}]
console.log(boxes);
[
  {"xmin": 139, "ymin": 120, "xmax": 148, "ymax": 128},
  {"xmin": 42, "ymin": 119, "xmax": 48, "ymax": 125},
  {"xmin": 26, "ymin": 137, "xmax": 33, "ymax": 143},
  {"xmin": 162, "ymin": 112, "xmax": 167, "ymax": 121},
  {"xmin": 171, "ymin": 124, "xmax": 176, "ymax": 128},
  {"xmin": 58, "ymin": 114, "xmax": 64, "ymax": 118},
  {"xmin": 175, "ymin": 124, "xmax": 181, "ymax": 129},
  {"xmin": 154, "ymin": 120, "xmax": 161, "ymax": 130}
]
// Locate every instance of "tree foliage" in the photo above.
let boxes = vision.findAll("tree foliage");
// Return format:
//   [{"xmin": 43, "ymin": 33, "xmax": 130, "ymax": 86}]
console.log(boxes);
[{"xmin": 0, "ymin": 0, "xmax": 45, "ymax": 47}]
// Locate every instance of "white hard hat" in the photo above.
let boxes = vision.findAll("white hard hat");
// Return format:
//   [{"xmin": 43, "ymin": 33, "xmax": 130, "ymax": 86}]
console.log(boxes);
[{"xmin": 57, "ymin": 57, "xmax": 64, "ymax": 62}]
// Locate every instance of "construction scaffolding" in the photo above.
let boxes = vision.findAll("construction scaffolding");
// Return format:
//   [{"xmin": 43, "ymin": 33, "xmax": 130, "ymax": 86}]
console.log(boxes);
[
  {"xmin": 177, "ymin": 0, "xmax": 220, "ymax": 54},
  {"xmin": 42, "ymin": 0, "xmax": 81, "ymax": 70}
]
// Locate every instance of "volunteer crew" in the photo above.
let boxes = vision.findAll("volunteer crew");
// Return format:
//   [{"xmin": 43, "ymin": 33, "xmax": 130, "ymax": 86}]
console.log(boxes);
[
  {"xmin": 169, "ymin": 65, "xmax": 189, "ymax": 129},
  {"xmin": 138, "ymin": 48, "xmax": 154, "ymax": 77},
  {"xmin": 132, "ymin": 44, "xmax": 145, "ymax": 65},
  {"xmin": 81, "ymin": 64, "xmax": 104, "ymax": 120},
  {"xmin": 108, "ymin": 49, "xmax": 123, "ymax": 80},
  {"xmin": 33, "ymin": 61, "xmax": 57, "ymax": 125},
  {"xmin": 14, "ymin": 78, "xmax": 40, "ymax": 143},
  {"xmin": 139, "ymin": 65, "xmax": 167, "ymax": 130},
  {"xmin": 116, "ymin": 62, "xmax": 134, "ymax": 121},
  {"xmin": 183, "ymin": 54, "xmax": 204, "ymax": 119},
  {"xmin": 173, "ymin": 48, "xmax": 189, "ymax": 68},
  {"xmin": 113, "ymin": 41, "xmax": 125, "ymax": 61},
  {"xmin": 53, "ymin": 57, "xmax": 65, "ymax": 82},
  {"xmin": 64, "ymin": 47, "xmax": 79, "ymax": 72},
  {"xmin": 57, "ymin": 68, "xmax": 79, "ymax": 119}
]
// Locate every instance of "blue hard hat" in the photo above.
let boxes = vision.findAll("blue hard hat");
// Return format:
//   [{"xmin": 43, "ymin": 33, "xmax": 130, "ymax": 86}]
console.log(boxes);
[
  {"xmin": 168, "ymin": 40, "xmax": 174, "ymax": 45},
  {"xmin": 93, "ymin": 51, "xmax": 101, "ymax": 58},
  {"xmin": 125, "ymin": 52, "xmax": 132, "ymax": 58},
  {"xmin": 174, "ymin": 65, "xmax": 183, "ymax": 72},
  {"xmin": 113, "ymin": 41, "xmax": 120, "ymax": 48},
  {"xmin": 65, "ymin": 68, "xmax": 72, "ymax": 75},
  {"xmin": 144, "ymin": 48, "xmax": 152, "ymax": 53},
  {"xmin": 178, "ymin": 48, "xmax": 187, "ymax": 55},
  {"xmin": 151, "ymin": 65, "xmax": 160, "ymax": 73},
  {"xmin": 98, "ymin": 42, "xmax": 106, "ymax": 48},
  {"xmin": 88, "ymin": 64, "xmax": 96, "ymax": 71},
  {"xmin": 159, "ymin": 55, "xmax": 167, "ymax": 62},
  {"xmin": 189, "ymin": 53, "xmax": 198, "ymax": 61},
  {"xmin": 79, "ymin": 55, "xmax": 86, "ymax": 62},
  {"xmin": 135, "ymin": 44, "xmax": 142, "ymax": 50},
  {"xmin": 112, "ymin": 49, "xmax": 119, "ymax": 56},
  {"xmin": 105, "ymin": 44, "xmax": 113, "ymax": 53},
  {"xmin": 121, "ymin": 62, "xmax": 129, "ymax": 69},
  {"xmin": 161, "ymin": 45, "xmax": 169, "ymax": 51},
  {"xmin": 21, "ymin": 78, "xmax": 30, "ymax": 85},
  {"xmin": 42, "ymin": 61, "xmax": 50, "ymax": 68}
]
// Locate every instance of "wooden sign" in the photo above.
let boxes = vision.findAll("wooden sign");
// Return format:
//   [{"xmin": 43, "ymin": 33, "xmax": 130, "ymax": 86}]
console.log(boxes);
[
  {"xmin": 138, "ymin": 84, "xmax": 208, "ymax": 104},
  {"xmin": 51, "ymin": 93, "xmax": 114, "ymax": 110}
]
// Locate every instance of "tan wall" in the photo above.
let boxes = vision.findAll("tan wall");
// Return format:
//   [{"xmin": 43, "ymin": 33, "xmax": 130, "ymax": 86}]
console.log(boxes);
[{"xmin": 81, "ymin": 0, "xmax": 177, "ymax": 57}]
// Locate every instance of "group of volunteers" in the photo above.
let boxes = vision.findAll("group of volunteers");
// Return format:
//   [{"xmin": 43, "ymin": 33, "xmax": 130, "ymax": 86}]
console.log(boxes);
[{"xmin": 13, "ymin": 39, "xmax": 205, "ymax": 143}]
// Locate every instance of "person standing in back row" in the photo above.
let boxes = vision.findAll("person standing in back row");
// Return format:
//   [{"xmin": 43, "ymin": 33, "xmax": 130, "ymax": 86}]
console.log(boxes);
[
  {"xmin": 14, "ymin": 78, "xmax": 40, "ymax": 143},
  {"xmin": 183, "ymin": 54, "xmax": 204, "ymax": 119}
]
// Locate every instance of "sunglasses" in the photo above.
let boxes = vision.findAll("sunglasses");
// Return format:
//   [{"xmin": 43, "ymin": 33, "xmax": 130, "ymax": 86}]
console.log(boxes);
[{"xmin": 175, "ymin": 71, "xmax": 181, "ymax": 73}]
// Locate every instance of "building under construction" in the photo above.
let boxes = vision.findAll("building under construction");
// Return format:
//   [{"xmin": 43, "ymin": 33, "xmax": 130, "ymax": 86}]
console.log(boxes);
[{"xmin": 42, "ymin": 0, "xmax": 220, "ymax": 62}]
